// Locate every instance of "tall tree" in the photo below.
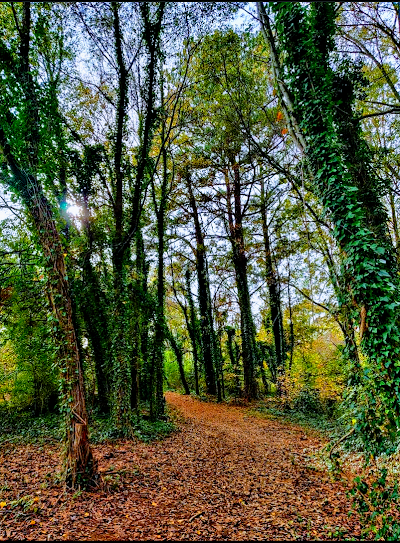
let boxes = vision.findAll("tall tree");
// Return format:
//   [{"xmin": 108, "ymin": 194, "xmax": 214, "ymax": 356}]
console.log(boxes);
[
  {"xmin": 0, "ymin": 2, "xmax": 96, "ymax": 487},
  {"xmin": 185, "ymin": 173, "xmax": 217, "ymax": 396},
  {"xmin": 258, "ymin": 1, "xmax": 400, "ymax": 447}
]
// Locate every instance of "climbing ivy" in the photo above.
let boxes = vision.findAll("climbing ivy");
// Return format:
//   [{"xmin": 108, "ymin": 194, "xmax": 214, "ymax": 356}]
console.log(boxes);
[{"xmin": 270, "ymin": 1, "xmax": 400, "ymax": 452}]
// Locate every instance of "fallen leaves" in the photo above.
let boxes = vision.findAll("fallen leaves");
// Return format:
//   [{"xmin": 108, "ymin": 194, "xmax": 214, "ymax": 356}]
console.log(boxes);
[{"xmin": 0, "ymin": 393, "xmax": 362, "ymax": 541}]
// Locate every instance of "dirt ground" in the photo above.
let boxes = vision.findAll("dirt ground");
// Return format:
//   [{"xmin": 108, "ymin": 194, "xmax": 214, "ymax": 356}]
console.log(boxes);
[{"xmin": 0, "ymin": 393, "xmax": 361, "ymax": 541}]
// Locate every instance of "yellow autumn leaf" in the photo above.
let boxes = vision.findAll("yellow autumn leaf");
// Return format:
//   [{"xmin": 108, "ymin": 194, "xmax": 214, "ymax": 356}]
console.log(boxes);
[
  {"xmin": 152, "ymin": 502, "xmax": 158, "ymax": 507},
  {"xmin": 30, "ymin": 520, "xmax": 36, "ymax": 525},
  {"xmin": 0, "ymin": 502, "xmax": 6, "ymax": 508},
  {"xmin": 84, "ymin": 513, "xmax": 90, "ymax": 517}
]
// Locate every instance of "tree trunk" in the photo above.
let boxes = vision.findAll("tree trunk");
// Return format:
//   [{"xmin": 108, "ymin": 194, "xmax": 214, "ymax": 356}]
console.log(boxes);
[
  {"xmin": 227, "ymin": 327, "xmax": 242, "ymax": 398},
  {"xmin": 260, "ymin": 177, "xmax": 286, "ymax": 379},
  {"xmin": 389, "ymin": 191, "xmax": 400, "ymax": 260},
  {"xmin": 109, "ymin": 2, "xmax": 133, "ymax": 431},
  {"xmin": 184, "ymin": 270, "xmax": 201, "ymax": 395},
  {"xmin": 151, "ymin": 94, "xmax": 170, "ymax": 420},
  {"xmin": 225, "ymin": 165, "xmax": 258, "ymax": 400},
  {"xmin": 0, "ymin": 144, "xmax": 97, "ymax": 487},
  {"xmin": 186, "ymin": 174, "xmax": 217, "ymax": 395},
  {"xmin": 167, "ymin": 330, "xmax": 190, "ymax": 396},
  {"xmin": 263, "ymin": 2, "xmax": 400, "ymax": 436},
  {"xmin": 81, "ymin": 259, "xmax": 110, "ymax": 415},
  {"xmin": 134, "ymin": 229, "xmax": 151, "ymax": 405},
  {"xmin": 0, "ymin": 2, "xmax": 96, "ymax": 487},
  {"xmin": 151, "ymin": 209, "xmax": 166, "ymax": 419}
]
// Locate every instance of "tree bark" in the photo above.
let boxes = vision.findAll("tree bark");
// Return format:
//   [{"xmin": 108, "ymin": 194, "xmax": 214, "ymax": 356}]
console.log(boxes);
[
  {"xmin": 260, "ymin": 177, "xmax": 286, "ymax": 380},
  {"xmin": 184, "ymin": 269, "xmax": 201, "ymax": 395},
  {"xmin": 226, "ymin": 327, "xmax": 242, "ymax": 398},
  {"xmin": 167, "ymin": 329, "xmax": 190, "ymax": 396},
  {"xmin": 186, "ymin": 174, "xmax": 217, "ymax": 395},
  {"xmin": 225, "ymin": 165, "xmax": 258, "ymax": 400},
  {"xmin": 0, "ymin": 2, "xmax": 96, "ymax": 487}
]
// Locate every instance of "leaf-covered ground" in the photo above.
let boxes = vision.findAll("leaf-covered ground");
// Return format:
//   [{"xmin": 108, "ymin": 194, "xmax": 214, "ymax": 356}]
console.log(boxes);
[{"xmin": 0, "ymin": 393, "xmax": 361, "ymax": 541}]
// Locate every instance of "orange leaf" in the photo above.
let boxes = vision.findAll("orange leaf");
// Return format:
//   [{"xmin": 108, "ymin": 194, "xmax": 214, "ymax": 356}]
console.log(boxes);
[
  {"xmin": 282, "ymin": 128, "xmax": 289, "ymax": 135},
  {"xmin": 30, "ymin": 520, "xmax": 36, "ymax": 525},
  {"xmin": 277, "ymin": 111, "xmax": 284, "ymax": 121}
]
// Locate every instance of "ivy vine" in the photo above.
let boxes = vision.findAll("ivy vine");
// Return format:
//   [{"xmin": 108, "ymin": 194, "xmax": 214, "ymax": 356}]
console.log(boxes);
[{"xmin": 271, "ymin": 1, "xmax": 400, "ymax": 452}]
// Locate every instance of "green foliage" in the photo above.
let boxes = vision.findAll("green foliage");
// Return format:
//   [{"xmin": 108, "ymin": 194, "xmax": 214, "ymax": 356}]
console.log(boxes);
[
  {"xmin": 0, "ymin": 406, "xmax": 176, "ymax": 446},
  {"xmin": 271, "ymin": 1, "xmax": 400, "ymax": 453},
  {"xmin": 0, "ymin": 410, "xmax": 62, "ymax": 446},
  {"xmin": 88, "ymin": 409, "xmax": 176, "ymax": 444},
  {"xmin": 249, "ymin": 399, "xmax": 342, "ymax": 438},
  {"xmin": 351, "ymin": 468, "xmax": 400, "ymax": 540},
  {"xmin": 0, "ymin": 223, "xmax": 59, "ymax": 414}
]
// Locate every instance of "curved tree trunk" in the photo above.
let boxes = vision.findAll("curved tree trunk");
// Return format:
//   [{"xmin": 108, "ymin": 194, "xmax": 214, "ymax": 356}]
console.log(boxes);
[
  {"xmin": 0, "ymin": 2, "xmax": 96, "ymax": 487},
  {"xmin": 167, "ymin": 329, "xmax": 191, "ymax": 396}
]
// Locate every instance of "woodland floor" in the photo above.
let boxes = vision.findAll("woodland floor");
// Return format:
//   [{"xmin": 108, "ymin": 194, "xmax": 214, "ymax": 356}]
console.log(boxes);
[{"xmin": 0, "ymin": 393, "xmax": 361, "ymax": 541}]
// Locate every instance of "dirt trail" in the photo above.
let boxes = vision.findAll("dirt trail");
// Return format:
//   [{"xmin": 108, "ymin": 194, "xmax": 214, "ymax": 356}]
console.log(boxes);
[{"xmin": 0, "ymin": 393, "xmax": 360, "ymax": 541}]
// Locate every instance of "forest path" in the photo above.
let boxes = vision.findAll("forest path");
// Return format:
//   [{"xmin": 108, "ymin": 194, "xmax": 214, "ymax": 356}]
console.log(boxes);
[{"xmin": 1, "ymin": 393, "xmax": 360, "ymax": 541}]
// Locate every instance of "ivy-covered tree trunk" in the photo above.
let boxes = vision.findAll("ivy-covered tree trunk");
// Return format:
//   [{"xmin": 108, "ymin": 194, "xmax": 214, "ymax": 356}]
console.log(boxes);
[
  {"xmin": 0, "ymin": 133, "xmax": 97, "ymax": 487},
  {"xmin": 186, "ymin": 174, "xmax": 217, "ymax": 396},
  {"xmin": 81, "ymin": 258, "xmax": 111, "ymax": 415},
  {"xmin": 0, "ymin": 2, "xmax": 96, "ymax": 487},
  {"xmin": 261, "ymin": 1, "xmax": 400, "ymax": 446},
  {"xmin": 225, "ymin": 164, "xmax": 258, "ymax": 400},
  {"xmin": 151, "ymin": 189, "xmax": 167, "ymax": 420},
  {"xmin": 109, "ymin": 2, "xmax": 132, "ymax": 431},
  {"xmin": 75, "ymin": 174, "xmax": 111, "ymax": 414},
  {"xmin": 133, "ymin": 229, "xmax": 151, "ymax": 406},
  {"xmin": 110, "ymin": 2, "xmax": 165, "ymax": 428}
]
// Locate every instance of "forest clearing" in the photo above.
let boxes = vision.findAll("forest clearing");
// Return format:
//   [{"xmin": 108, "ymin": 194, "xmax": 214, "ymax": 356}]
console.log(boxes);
[
  {"xmin": 1, "ymin": 1, "xmax": 400, "ymax": 540},
  {"xmin": 0, "ymin": 393, "xmax": 362, "ymax": 541}
]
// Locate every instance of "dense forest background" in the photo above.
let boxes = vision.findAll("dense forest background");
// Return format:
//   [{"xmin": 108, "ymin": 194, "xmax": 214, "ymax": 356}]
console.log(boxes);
[{"xmin": 1, "ymin": 1, "xmax": 400, "ymax": 491}]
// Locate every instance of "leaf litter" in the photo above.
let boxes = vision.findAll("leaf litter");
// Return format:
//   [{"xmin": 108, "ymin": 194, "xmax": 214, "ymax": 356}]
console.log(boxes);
[{"xmin": 0, "ymin": 393, "xmax": 361, "ymax": 541}]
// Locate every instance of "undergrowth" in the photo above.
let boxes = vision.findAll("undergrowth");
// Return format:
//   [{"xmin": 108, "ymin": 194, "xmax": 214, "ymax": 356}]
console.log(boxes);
[
  {"xmin": 0, "ymin": 406, "xmax": 177, "ymax": 446},
  {"xmin": 248, "ymin": 399, "xmax": 344, "ymax": 441}
]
